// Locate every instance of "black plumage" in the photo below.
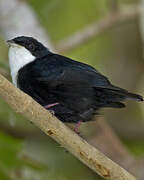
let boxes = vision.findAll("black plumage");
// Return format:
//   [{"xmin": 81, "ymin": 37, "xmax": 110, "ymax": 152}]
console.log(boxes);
[{"xmin": 8, "ymin": 36, "xmax": 143, "ymax": 123}]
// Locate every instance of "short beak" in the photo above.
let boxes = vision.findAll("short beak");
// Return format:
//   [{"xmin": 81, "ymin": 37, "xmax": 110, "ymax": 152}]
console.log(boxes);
[{"xmin": 7, "ymin": 39, "xmax": 15, "ymax": 46}]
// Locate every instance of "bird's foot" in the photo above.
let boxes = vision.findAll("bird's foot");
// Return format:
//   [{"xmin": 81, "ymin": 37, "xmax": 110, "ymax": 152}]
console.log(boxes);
[
  {"xmin": 49, "ymin": 110, "xmax": 55, "ymax": 116},
  {"xmin": 74, "ymin": 120, "xmax": 82, "ymax": 135}
]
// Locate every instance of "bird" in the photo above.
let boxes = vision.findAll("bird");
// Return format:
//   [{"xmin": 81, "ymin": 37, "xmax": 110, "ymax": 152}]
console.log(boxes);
[{"xmin": 7, "ymin": 36, "xmax": 143, "ymax": 132}]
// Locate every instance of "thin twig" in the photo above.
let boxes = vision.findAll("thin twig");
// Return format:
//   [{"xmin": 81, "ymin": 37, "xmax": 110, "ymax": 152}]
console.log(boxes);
[
  {"xmin": 108, "ymin": 0, "xmax": 119, "ymax": 14},
  {"xmin": 0, "ymin": 74, "xmax": 137, "ymax": 180},
  {"xmin": 57, "ymin": 6, "xmax": 139, "ymax": 52}
]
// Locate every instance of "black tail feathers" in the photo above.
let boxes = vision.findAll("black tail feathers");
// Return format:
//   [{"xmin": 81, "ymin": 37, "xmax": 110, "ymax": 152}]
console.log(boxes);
[
  {"xmin": 103, "ymin": 102, "xmax": 126, "ymax": 108},
  {"xmin": 124, "ymin": 92, "xmax": 143, "ymax": 102},
  {"xmin": 107, "ymin": 85, "xmax": 143, "ymax": 102},
  {"xmin": 94, "ymin": 85, "xmax": 143, "ymax": 109}
]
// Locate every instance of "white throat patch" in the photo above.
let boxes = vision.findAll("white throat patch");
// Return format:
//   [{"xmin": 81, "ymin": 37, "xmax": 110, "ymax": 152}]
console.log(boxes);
[{"xmin": 8, "ymin": 44, "xmax": 35, "ymax": 87}]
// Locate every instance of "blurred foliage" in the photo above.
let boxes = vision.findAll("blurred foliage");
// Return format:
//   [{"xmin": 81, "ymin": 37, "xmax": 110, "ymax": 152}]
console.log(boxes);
[
  {"xmin": 28, "ymin": 0, "xmax": 107, "ymax": 42},
  {"xmin": 0, "ymin": 131, "xmax": 46, "ymax": 180},
  {"xmin": 124, "ymin": 140, "xmax": 144, "ymax": 156},
  {"xmin": 0, "ymin": 131, "xmax": 97, "ymax": 180},
  {"xmin": 0, "ymin": 0, "xmax": 144, "ymax": 179}
]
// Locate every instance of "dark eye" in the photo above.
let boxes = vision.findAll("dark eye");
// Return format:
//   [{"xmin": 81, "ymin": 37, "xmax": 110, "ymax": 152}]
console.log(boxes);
[{"xmin": 28, "ymin": 43, "xmax": 35, "ymax": 50}]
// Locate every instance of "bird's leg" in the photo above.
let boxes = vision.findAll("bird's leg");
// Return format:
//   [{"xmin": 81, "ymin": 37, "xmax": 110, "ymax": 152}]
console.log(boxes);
[
  {"xmin": 44, "ymin": 102, "xmax": 59, "ymax": 109},
  {"xmin": 74, "ymin": 120, "xmax": 82, "ymax": 134},
  {"xmin": 44, "ymin": 102, "xmax": 59, "ymax": 115}
]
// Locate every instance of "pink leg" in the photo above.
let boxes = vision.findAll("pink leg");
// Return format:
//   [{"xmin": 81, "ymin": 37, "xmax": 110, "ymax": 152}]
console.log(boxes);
[
  {"xmin": 44, "ymin": 102, "xmax": 59, "ymax": 109},
  {"xmin": 74, "ymin": 120, "xmax": 82, "ymax": 134}
]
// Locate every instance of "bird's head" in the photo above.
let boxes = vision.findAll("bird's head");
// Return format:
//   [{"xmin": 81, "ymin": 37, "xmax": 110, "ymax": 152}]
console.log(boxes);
[
  {"xmin": 7, "ymin": 36, "xmax": 49, "ymax": 59},
  {"xmin": 7, "ymin": 36, "xmax": 51, "ymax": 84}
]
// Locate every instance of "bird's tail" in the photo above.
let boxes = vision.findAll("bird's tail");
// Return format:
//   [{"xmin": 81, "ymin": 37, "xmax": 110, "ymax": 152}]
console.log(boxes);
[
  {"xmin": 107, "ymin": 84, "xmax": 143, "ymax": 101},
  {"xmin": 94, "ymin": 85, "xmax": 143, "ymax": 109}
]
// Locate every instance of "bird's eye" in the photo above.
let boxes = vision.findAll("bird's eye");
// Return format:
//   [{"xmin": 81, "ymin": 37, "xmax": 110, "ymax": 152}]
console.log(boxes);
[{"xmin": 28, "ymin": 43, "xmax": 35, "ymax": 50}]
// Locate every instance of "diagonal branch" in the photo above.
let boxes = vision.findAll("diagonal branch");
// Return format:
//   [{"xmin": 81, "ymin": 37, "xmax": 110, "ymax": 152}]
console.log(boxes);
[
  {"xmin": 0, "ymin": 75, "xmax": 137, "ymax": 180},
  {"xmin": 57, "ymin": 6, "xmax": 139, "ymax": 52}
]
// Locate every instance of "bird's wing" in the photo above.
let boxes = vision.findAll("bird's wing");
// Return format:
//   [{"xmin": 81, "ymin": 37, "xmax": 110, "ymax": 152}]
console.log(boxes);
[
  {"xmin": 31, "ymin": 53, "xmax": 143, "ymax": 102},
  {"xmin": 32, "ymin": 53, "xmax": 111, "ymax": 88}
]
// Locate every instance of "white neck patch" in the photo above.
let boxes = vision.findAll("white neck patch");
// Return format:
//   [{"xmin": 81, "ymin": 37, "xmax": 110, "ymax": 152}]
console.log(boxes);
[{"xmin": 8, "ymin": 44, "xmax": 35, "ymax": 87}]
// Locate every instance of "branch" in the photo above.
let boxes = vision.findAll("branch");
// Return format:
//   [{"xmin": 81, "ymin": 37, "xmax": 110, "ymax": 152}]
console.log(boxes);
[
  {"xmin": 57, "ymin": 6, "xmax": 139, "ymax": 52},
  {"xmin": 0, "ymin": 75, "xmax": 137, "ymax": 180}
]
